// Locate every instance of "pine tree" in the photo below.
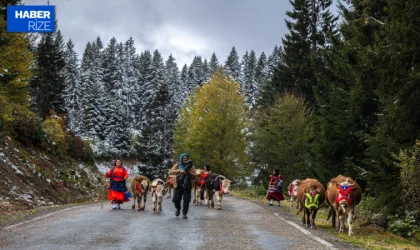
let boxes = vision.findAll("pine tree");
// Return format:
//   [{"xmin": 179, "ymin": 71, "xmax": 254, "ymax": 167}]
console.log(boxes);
[
  {"xmin": 31, "ymin": 28, "xmax": 66, "ymax": 119},
  {"xmin": 266, "ymin": 45, "xmax": 283, "ymax": 79},
  {"xmin": 62, "ymin": 39, "xmax": 80, "ymax": 131},
  {"xmin": 254, "ymin": 52, "xmax": 268, "ymax": 97},
  {"xmin": 242, "ymin": 50, "xmax": 258, "ymax": 110},
  {"xmin": 209, "ymin": 52, "xmax": 220, "ymax": 75},
  {"xmin": 135, "ymin": 82, "xmax": 174, "ymax": 179},
  {"xmin": 224, "ymin": 47, "xmax": 241, "ymax": 82},
  {"xmin": 79, "ymin": 39, "xmax": 107, "ymax": 140},
  {"xmin": 259, "ymin": 0, "xmax": 337, "ymax": 107},
  {"xmin": 164, "ymin": 54, "xmax": 180, "ymax": 112},
  {"xmin": 102, "ymin": 37, "xmax": 119, "ymax": 93},
  {"xmin": 187, "ymin": 56, "xmax": 204, "ymax": 91},
  {"xmin": 202, "ymin": 59, "xmax": 210, "ymax": 83}
]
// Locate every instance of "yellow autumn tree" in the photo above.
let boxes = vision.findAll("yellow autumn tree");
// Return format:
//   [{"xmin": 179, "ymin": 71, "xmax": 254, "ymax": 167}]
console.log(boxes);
[{"xmin": 173, "ymin": 68, "xmax": 249, "ymax": 178}]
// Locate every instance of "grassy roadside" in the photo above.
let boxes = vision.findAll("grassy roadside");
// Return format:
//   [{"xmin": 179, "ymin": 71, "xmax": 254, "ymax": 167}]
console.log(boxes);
[{"xmin": 231, "ymin": 189, "xmax": 420, "ymax": 250}]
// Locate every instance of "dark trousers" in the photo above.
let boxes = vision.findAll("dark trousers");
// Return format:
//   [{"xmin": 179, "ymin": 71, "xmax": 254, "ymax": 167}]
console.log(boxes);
[{"xmin": 173, "ymin": 186, "xmax": 192, "ymax": 215}]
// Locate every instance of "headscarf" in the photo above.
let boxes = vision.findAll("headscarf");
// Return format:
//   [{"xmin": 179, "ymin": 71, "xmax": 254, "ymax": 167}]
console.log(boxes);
[{"xmin": 179, "ymin": 153, "xmax": 189, "ymax": 170}]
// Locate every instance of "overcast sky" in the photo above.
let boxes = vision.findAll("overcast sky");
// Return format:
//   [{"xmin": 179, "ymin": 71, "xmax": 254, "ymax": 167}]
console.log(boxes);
[{"xmin": 23, "ymin": 0, "xmax": 340, "ymax": 68}]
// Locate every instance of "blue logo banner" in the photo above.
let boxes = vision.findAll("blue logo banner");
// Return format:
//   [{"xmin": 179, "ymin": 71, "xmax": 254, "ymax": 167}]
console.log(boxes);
[{"xmin": 7, "ymin": 6, "xmax": 55, "ymax": 33}]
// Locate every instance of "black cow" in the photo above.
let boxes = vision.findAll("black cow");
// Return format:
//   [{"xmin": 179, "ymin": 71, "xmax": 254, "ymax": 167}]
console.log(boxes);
[{"xmin": 205, "ymin": 173, "xmax": 231, "ymax": 210}]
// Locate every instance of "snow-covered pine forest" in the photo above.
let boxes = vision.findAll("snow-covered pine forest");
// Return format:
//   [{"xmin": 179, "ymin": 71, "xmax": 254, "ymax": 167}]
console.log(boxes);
[{"xmin": 56, "ymin": 35, "xmax": 283, "ymax": 159}]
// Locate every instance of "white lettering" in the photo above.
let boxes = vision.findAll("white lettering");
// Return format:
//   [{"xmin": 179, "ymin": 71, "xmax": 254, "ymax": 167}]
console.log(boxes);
[
  {"xmin": 15, "ymin": 10, "xmax": 51, "ymax": 19},
  {"xmin": 15, "ymin": 11, "xmax": 23, "ymax": 18},
  {"xmin": 44, "ymin": 21, "xmax": 51, "ymax": 30},
  {"xmin": 28, "ymin": 21, "xmax": 35, "ymax": 30},
  {"xmin": 30, "ymin": 11, "xmax": 37, "ymax": 18}
]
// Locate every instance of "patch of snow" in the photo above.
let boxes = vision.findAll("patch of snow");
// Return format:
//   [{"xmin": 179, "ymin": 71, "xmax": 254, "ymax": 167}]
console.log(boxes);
[
  {"xmin": 46, "ymin": 178, "xmax": 51, "ymax": 183},
  {"xmin": 0, "ymin": 152, "xmax": 4, "ymax": 157},
  {"xmin": 14, "ymin": 148, "xmax": 19, "ymax": 153},
  {"xmin": 10, "ymin": 164, "xmax": 24, "ymax": 175},
  {"xmin": 4, "ymin": 69, "xmax": 8, "ymax": 72}
]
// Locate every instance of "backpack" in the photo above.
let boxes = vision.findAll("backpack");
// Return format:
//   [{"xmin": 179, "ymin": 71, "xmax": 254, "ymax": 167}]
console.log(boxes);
[
  {"xmin": 275, "ymin": 179, "xmax": 283, "ymax": 191},
  {"xmin": 177, "ymin": 173, "xmax": 191, "ymax": 189}
]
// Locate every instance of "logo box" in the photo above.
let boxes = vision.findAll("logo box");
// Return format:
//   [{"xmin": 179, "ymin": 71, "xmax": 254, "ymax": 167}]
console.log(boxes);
[{"xmin": 7, "ymin": 6, "xmax": 55, "ymax": 33}]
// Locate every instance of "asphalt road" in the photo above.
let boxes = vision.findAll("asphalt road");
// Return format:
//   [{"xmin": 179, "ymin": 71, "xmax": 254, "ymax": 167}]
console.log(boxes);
[{"xmin": 0, "ymin": 179, "xmax": 358, "ymax": 250}]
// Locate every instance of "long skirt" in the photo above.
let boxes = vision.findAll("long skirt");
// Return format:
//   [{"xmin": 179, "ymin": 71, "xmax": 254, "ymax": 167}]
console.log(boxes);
[
  {"xmin": 108, "ymin": 181, "xmax": 130, "ymax": 203},
  {"xmin": 266, "ymin": 186, "xmax": 285, "ymax": 201}
]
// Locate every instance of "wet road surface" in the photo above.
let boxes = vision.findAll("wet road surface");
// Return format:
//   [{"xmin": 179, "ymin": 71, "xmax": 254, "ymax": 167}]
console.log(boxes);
[{"xmin": 0, "ymin": 184, "xmax": 358, "ymax": 249}]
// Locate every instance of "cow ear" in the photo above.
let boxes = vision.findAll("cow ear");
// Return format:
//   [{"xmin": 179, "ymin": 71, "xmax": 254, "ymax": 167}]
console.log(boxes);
[{"xmin": 316, "ymin": 188, "xmax": 321, "ymax": 193}]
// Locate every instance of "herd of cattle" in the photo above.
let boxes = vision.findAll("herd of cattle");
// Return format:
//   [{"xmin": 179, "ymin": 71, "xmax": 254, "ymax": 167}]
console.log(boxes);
[
  {"xmin": 127, "ymin": 171, "xmax": 361, "ymax": 237},
  {"xmin": 288, "ymin": 175, "xmax": 362, "ymax": 236},
  {"xmin": 129, "ymin": 169, "xmax": 231, "ymax": 214}
]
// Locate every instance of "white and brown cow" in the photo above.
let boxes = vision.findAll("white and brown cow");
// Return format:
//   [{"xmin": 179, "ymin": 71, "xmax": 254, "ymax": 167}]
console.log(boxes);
[
  {"xmin": 288, "ymin": 179, "xmax": 301, "ymax": 209},
  {"xmin": 151, "ymin": 178, "xmax": 168, "ymax": 214},
  {"xmin": 130, "ymin": 175, "xmax": 150, "ymax": 211},
  {"xmin": 192, "ymin": 169, "xmax": 210, "ymax": 206},
  {"xmin": 326, "ymin": 175, "xmax": 362, "ymax": 236},
  {"xmin": 205, "ymin": 173, "xmax": 231, "ymax": 210}
]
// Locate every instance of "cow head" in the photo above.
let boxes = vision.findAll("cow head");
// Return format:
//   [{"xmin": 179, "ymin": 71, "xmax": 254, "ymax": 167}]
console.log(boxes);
[
  {"xmin": 155, "ymin": 183, "xmax": 167, "ymax": 197},
  {"xmin": 290, "ymin": 179, "xmax": 300, "ymax": 197},
  {"xmin": 220, "ymin": 178, "xmax": 231, "ymax": 194},
  {"xmin": 140, "ymin": 180, "xmax": 149, "ymax": 193},
  {"xmin": 336, "ymin": 179, "xmax": 357, "ymax": 210}
]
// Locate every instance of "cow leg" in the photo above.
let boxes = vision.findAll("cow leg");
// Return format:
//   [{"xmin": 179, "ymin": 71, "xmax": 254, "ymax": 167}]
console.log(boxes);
[
  {"xmin": 302, "ymin": 208, "xmax": 306, "ymax": 225},
  {"xmin": 137, "ymin": 193, "xmax": 143, "ymax": 211},
  {"xmin": 204, "ymin": 190, "xmax": 209, "ymax": 206},
  {"xmin": 193, "ymin": 188, "xmax": 197, "ymax": 206},
  {"xmin": 152, "ymin": 193, "xmax": 157, "ymax": 212},
  {"xmin": 198, "ymin": 189, "xmax": 203, "ymax": 205},
  {"xmin": 167, "ymin": 186, "xmax": 171, "ymax": 199},
  {"xmin": 338, "ymin": 210, "xmax": 345, "ymax": 233},
  {"xmin": 331, "ymin": 208, "xmax": 337, "ymax": 228},
  {"xmin": 158, "ymin": 196, "xmax": 162, "ymax": 213},
  {"xmin": 348, "ymin": 209, "xmax": 354, "ymax": 236},
  {"xmin": 311, "ymin": 209, "xmax": 318, "ymax": 229},
  {"xmin": 141, "ymin": 192, "xmax": 146, "ymax": 210},
  {"xmin": 132, "ymin": 196, "xmax": 136, "ymax": 210},
  {"xmin": 216, "ymin": 192, "xmax": 222, "ymax": 210}
]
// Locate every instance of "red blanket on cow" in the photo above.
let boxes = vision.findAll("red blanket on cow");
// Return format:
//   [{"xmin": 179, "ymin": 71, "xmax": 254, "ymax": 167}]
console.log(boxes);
[{"xmin": 266, "ymin": 175, "xmax": 285, "ymax": 201}]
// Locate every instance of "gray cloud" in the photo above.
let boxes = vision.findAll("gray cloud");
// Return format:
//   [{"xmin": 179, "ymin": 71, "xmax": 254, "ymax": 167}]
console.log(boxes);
[{"xmin": 22, "ymin": 0, "xmax": 340, "ymax": 67}]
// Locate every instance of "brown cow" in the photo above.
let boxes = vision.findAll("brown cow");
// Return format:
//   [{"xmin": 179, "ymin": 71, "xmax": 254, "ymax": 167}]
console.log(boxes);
[
  {"xmin": 130, "ymin": 175, "xmax": 150, "ymax": 211},
  {"xmin": 296, "ymin": 178, "xmax": 325, "ymax": 229},
  {"xmin": 192, "ymin": 168, "xmax": 211, "ymax": 206},
  {"xmin": 325, "ymin": 175, "xmax": 362, "ymax": 236}
]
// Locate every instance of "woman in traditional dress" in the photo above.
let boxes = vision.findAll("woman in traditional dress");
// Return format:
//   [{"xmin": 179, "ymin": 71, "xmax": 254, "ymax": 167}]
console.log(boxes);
[
  {"xmin": 266, "ymin": 168, "xmax": 285, "ymax": 206},
  {"xmin": 105, "ymin": 159, "xmax": 129, "ymax": 210}
]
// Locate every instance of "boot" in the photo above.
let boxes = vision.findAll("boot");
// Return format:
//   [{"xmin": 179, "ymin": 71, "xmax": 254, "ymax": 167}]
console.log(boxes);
[
  {"xmin": 182, "ymin": 213, "xmax": 188, "ymax": 219},
  {"xmin": 175, "ymin": 209, "xmax": 180, "ymax": 216}
]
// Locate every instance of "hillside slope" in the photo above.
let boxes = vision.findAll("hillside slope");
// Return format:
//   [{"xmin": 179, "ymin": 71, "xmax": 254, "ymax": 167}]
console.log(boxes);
[{"xmin": 0, "ymin": 133, "xmax": 103, "ymax": 216}]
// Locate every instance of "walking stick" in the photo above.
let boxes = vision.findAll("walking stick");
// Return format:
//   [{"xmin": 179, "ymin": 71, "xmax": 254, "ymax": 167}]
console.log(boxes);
[{"xmin": 100, "ymin": 178, "xmax": 107, "ymax": 209}]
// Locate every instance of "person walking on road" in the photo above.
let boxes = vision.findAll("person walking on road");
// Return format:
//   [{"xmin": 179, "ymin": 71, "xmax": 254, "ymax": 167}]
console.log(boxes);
[
  {"xmin": 169, "ymin": 153, "xmax": 197, "ymax": 218},
  {"xmin": 266, "ymin": 168, "xmax": 285, "ymax": 206},
  {"xmin": 105, "ymin": 159, "xmax": 129, "ymax": 210}
]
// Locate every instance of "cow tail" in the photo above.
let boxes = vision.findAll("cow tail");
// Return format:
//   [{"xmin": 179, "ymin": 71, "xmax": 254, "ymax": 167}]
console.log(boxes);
[{"xmin": 327, "ymin": 208, "xmax": 332, "ymax": 221}]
